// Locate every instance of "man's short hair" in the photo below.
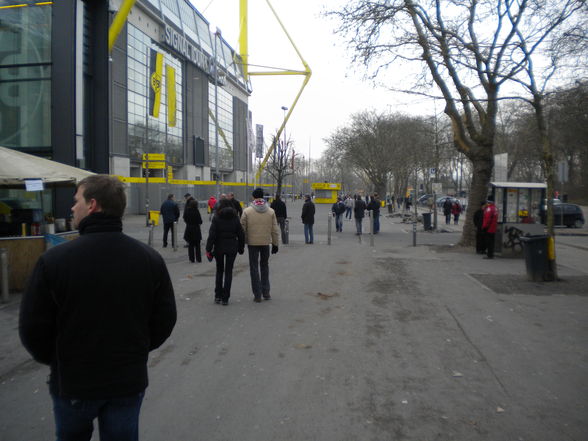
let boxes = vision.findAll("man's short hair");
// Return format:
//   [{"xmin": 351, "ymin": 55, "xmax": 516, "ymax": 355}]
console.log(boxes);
[
  {"xmin": 167, "ymin": 194, "xmax": 174, "ymax": 200},
  {"xmin": 252, "ymin": 188, "xmax": 264, "ymax": 199},
  {"xmin": 184, "ymin": 193, "xmax": 191, "ymax": 198},
  {"xmin": 77, "ymin": 175, "xmax": 126, "ymax": 218}
]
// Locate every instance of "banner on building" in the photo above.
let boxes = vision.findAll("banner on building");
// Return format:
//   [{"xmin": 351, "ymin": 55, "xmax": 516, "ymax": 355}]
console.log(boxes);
[
  {"xmin": 255, "ymin": 124, "xmax": 264, "ymax": 159},
  {"xmin": 149, "ymin": 49, "xmax": 163, "ymax": 118},
  {"xmin": 166, "ymin": 65, "xmax": 176, "ymax": 127}
]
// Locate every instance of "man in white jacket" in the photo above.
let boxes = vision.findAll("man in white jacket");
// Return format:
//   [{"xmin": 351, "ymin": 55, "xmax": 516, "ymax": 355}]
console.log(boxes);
[{"xmin": 240, "ymin": 188, "xmax": 280, "ymax": 302}]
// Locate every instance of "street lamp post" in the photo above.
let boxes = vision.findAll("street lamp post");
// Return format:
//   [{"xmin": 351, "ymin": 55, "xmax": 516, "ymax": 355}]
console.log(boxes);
[{"xmin": 281, "ymin": 106, "xmax": 288, "ymax": 198}]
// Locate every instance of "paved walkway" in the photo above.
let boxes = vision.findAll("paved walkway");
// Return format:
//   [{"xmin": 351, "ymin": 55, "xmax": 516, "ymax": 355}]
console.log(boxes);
[{"xmin": 1, "ymin": 200, "xmax": 587, "ymax": 440}]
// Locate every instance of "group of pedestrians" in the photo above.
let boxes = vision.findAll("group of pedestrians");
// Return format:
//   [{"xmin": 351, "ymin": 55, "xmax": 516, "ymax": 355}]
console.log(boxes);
[
  {"xmin": 161, "ymin": 189, "xmax": 280, "ymax": 305},
  {"xmin": 336, "ymin": 193, "xmax": 381, "ymax": 235},
  {"xmin": 442, "ymin": 197, "xmax": 463, "ymax": 225}
]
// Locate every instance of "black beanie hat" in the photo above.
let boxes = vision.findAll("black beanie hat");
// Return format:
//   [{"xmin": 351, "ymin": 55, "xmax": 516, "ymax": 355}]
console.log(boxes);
[{"xmin": 252, "ymin": 188, "xmax": 264, "ymax": 199}]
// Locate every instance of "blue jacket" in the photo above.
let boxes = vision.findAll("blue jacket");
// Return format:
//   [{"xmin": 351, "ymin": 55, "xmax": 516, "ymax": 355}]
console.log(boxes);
[{"xmin": 160, "ymin": 199, "xmax": 180, "ymax": 224}]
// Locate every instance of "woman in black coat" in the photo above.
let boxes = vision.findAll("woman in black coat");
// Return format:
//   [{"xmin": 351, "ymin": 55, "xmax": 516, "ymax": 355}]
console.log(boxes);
[
  {"xmin": 206, "ymin": 199, "xmax": 245, "ymax": 305},
  {"xmin": 183, "ymin": 197, "xmax": 203, "ymax": 262}
]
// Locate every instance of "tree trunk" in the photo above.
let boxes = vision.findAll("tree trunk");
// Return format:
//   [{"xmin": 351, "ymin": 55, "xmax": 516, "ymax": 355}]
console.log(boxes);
[{"xmin": 459, "ymin": 155, "xmax": 493, "ymax": 247}]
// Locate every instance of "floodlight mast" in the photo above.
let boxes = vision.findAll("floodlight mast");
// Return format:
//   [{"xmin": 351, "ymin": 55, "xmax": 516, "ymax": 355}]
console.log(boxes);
[{"xmin": 239, "ymin": 0, "xmax": 312, "ymax": 185}]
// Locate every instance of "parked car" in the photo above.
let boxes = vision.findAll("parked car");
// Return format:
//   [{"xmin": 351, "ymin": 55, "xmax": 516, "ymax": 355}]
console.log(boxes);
[
  {"xmin": 552, "ymin": 203, "xmax": 584, "ymax": 228},
  {"xmin": 436, "ymin": 196, "xmax": 459, "ymax": 208},
  {"xmin": 418, "ymin": 194, "xmax": 434, "ymax": 206}
]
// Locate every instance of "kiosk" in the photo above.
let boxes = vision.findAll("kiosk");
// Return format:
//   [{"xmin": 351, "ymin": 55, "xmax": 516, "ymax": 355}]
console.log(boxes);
[
  {"xmin": 311, "ymin": 183, "xmax": 341, "ymax": 204},
  {"xmin": 488, "ymin": 182, "xmax": 547, "ymax": 255}
]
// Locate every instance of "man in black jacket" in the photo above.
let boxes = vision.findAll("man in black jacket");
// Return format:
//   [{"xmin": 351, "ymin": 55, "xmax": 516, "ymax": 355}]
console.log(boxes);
[
  {"xmin": 19, "ymin": 175, "xmax": 176, "ymax": 441},
  {"xmin": 366, "ymin": 193, "xmax": 381, "ymax": 234},
  {"xmin": 160, "ymin": 193, "xmax": 180, "ymax": 247},
  {"xmin": 270, "ymin": 194, "xmax": 288, "ymax": 244},
  {"xmin": 301, "ymin": 194, "xmax": 315, "ymax": 244}
]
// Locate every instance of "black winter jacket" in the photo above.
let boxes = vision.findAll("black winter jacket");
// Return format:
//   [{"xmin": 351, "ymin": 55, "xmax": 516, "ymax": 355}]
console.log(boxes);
[
  {"xmin": 183, "ymin": 199, "xmax": 203, "ymax": 242},
  {"xmin": 19, "ymin": 213, "xmax": 176, "ymax": 399},
  {"xmin": 354, "ymin": 199, "xmax": 367, "ymax": 219},
  {"xmin": 160, "ymin": 199, "xmax": 179, "ymax": 224},
  {"xmin": 270, "ymin": 198, "xmax": 288, "ymax": 218},
  {"xmin": 206, "ymin": 207, "xmax": 245, "ymax": 255},
  {"xmin": 301, "ymin": 200, "xmax": 315, "ymax": 225}
]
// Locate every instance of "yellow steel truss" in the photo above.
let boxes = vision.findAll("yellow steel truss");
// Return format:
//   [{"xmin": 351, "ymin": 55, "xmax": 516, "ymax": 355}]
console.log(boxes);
[{"xmin": 239, "ymin": 0, "xmax": 312, "ymax": 184}]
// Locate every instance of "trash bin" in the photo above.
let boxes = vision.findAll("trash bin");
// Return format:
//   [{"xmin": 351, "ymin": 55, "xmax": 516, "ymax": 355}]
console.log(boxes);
[
  {"xmin": 149, "ymin": 210, "xmax": 160, "ymax": 226},
  {"xmin": 422, "ymin": 212, "xmax": 432, "ymax": 231},
  {"xmin": 520, "ymin": 235, "xmax": 548, "ymax": 282}
]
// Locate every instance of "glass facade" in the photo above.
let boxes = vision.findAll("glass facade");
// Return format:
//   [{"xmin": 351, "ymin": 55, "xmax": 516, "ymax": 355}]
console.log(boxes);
[
  {"xmin": 127, "ymin": 24, "xmax": 183, "ymax": 165},
  {"xmin": 209, "ymin": 82, "xmax": 234, "ymax": 171},
  {"xmin": 0, "ymin": 5, "xmax": 52, "ymax": 151}
]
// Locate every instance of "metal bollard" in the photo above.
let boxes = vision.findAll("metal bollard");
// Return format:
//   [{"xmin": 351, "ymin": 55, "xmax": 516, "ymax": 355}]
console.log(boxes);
[
  {"xmin": 148, "ymin": 221, "xmax": 154, "ymax": 247},
  {"xmin": 327, "ymin": 214, "xmax": 332, "ymax": 245},
  {"xmin": 369, "ymin": 211, "xmax": 374, "ymax": 247},
  {"xmin": 172, "ymin": 221, "xmax": 178, "ymax": 252},
  {"xmin": 1, "ymin": 248, "xmax": 9, "ymax": 303}
]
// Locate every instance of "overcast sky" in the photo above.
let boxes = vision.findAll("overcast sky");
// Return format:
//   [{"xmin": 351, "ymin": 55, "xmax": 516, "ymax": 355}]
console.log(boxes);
[{"xmin": 189, "ymin": 0, "xmax": 433, "ymax": 159}]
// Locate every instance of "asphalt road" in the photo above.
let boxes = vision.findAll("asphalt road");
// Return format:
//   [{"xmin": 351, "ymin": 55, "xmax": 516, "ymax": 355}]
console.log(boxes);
[{"xmin": 1, "ymin": 201, "xmax": 587, "ymax": 441}]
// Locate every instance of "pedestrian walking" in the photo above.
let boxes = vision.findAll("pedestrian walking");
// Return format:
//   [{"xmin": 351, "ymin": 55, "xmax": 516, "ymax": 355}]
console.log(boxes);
[
  {"xmin": 270, "ymin": 194, "xmax": 288, "ymax": 244},
  {"xmin": 206, "ymin": 199, "xmax": 245, "ymax": 305},
  {"xmin": 451, "ymin": 200, "xmax": 462, "ymax": 225},
  {"xmin": 240, "ymin": 188, "xmax": 280, "ymax": 302},
  {"xmin": 366, "ymin": 192, "xmax": 381, "ymax": 234},
  {"xmin": 19, "ymin": 175, "xmax": 176, "ymax": 441},
  {"xmin": 344, "ymin": 195, "xmax": 354, "ymax": 219},
  {"xmin": 227, "ymin": 192, "xmax": 243, "ymax": 218},
  {"xmin": 160, "ymin": 193, "xmax": 179, "ymax": 247},
  {"xmin": 354, "ymin": 195, "xmax": 367, "ymax": 235},
  {"xmin": 183, "ymin": 194, "xmax": 203, "ymax": 263},
  {"xmin": 331, "ymin": 197, "xmax": 346, "ymax": 232},
  {"xmin": 443, "ymin": 198, "xmax": 453, "ymax": 225},
  {"xmin": 473, "ymin": 201, "xmax": 486, "ymax": 254},
  {"xmin": 301, "ymin": 194, "xmax": 316, "ymax": 244},
  {"xmin": 207, "ymin": 195, "xmax": 217, "ymax": 220},
  {"xmin": 482, "ymin": 195, "xmax": 499, "ymax": 259}
]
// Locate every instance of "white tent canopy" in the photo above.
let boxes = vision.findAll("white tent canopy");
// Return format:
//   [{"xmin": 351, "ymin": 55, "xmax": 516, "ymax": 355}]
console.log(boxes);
[{"xmin": 0, "ymin": 146, "xmax": 94, "ymax": 187}]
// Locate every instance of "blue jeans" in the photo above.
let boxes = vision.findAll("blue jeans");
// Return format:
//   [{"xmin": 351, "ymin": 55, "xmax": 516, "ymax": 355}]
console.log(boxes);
[
  {"xmin": 335, "ymin": 214, "xmax": 343, "ymax": 232},
  {"xmin": 304, "ymin": 223, "xmax": 314, "ymax": 243},
  {"xmin": 355, "ymin": 218, "xmax": 363, "ymax": 234},
  {"xmin": 373, "ymin": 213, "xmax": 380, "ymax": 233},
  {"xmin": 345, "ymin": 207, "xmax": 352, "ymax": 219},
  {"xmin": 51, "ymin": 391, "xmax": 144, "ymax": 441},
  {"xmin": 248, "ymin": 245, "xmax": 270, "ymax": 298}
]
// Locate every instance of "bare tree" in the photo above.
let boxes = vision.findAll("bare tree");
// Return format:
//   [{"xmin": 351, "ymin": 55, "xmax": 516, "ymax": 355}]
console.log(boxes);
[
  {"xmin": 502, "ymin": 0, "xmax": 586, "ymax": 279},
  {"xmin": 329, "ymin": 0, "xmax": 585, "ymax": 246},
  {"xmin": 325, "ymin": 111, "xmax": 432, "ymax": 197},
  {"xmin": 265, "ymin": 134, "xmax": 296, "ymax": 198}
]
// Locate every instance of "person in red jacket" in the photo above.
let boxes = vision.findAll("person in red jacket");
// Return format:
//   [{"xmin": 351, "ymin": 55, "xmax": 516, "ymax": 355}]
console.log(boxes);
[{"xmin": 482, "ymin": 195, "xmax": 499, "ymax": 259}]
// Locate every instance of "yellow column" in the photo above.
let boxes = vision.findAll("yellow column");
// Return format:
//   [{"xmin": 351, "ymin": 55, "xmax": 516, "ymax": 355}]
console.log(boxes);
[{"xmin": 239, "ymin": 0, "xmax": 249, "ymax": 80}]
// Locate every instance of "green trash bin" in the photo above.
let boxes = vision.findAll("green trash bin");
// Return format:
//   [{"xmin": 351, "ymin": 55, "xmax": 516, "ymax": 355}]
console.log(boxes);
[{"xmin": 520, "ymin": 235, "xmax": 548, "ymax": 282}]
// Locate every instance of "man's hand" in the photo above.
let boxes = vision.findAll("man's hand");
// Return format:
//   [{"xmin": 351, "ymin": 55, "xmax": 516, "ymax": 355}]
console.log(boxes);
[{"xmin": 271, "ymin": 245, "xmax": 278, "ymax": 254}]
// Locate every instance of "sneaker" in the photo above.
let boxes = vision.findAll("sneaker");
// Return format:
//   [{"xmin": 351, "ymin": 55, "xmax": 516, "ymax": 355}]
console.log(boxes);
[
  {"xmin": 253, "ymin": 297, "xmax": 262, "ymax": 303},
  {"xmin": 215, "ymin": 298, "xmax": 221, "ymax": 304},
  {"xmin": 263, "ymin": 294, "xmax": 271, "ymax": 300},
  {"xmin": 222, "ymin": 300, "xmax": 229, "ymax": 306}
]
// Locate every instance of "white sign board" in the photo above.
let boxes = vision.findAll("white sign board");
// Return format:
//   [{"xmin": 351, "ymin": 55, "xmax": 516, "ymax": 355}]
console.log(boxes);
[{"xmin": 25, "ymin": 179, "xmax": 44, "ymax": 192}]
